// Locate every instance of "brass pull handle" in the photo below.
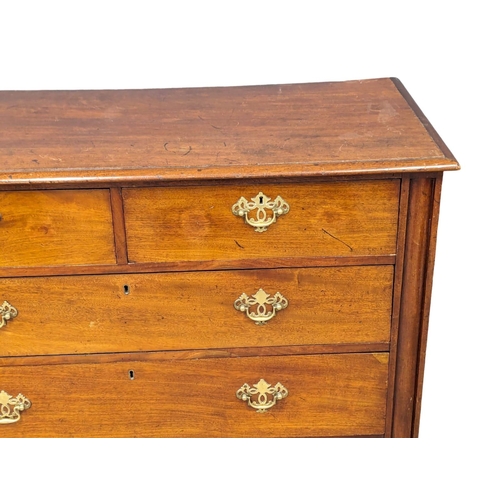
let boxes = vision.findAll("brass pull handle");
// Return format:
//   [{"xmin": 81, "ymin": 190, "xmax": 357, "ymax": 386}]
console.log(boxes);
[
  {"xmin": 232, "ymin": 191, "xmax": 290, "ymax": 232},
  {"xmin": 0, "ymin": 301, "xmax": 18, "ymax": 329},
  {"xmin": 236, "ymin": 379, "xmax": 288, "ymax": 412},
  {"xmin": 234, "ymin": 288, "xmax": 288, "ymax": 325},
  {"xmin": 0, "ymin": 391, "xmax": 31, "ymax": 424}
]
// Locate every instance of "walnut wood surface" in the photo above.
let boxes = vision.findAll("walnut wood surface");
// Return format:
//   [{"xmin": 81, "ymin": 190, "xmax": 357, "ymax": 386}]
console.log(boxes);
[
  {"xmin": 0, "ymin": 352, "xmax": 389, "ymax": 437},
  {"xmin": 123, "ymin": 180, "xmax": 400, "ymax": 263},
  {"xmin": 0, "ymin": 189, "xmax": 116, "ymax": 267},
  {"xmin": 0, "ymin": 79, "xmax": 458, "ymax": 186},
  {"xmin": 0, "ymin": 266, "xmax": 393, "ymax": 357}
]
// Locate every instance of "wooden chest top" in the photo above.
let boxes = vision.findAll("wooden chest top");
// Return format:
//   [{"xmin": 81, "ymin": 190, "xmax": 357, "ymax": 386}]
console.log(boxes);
[{"xmin": 0, "ymin": 78, "xmax": 458, "ymax": 186}]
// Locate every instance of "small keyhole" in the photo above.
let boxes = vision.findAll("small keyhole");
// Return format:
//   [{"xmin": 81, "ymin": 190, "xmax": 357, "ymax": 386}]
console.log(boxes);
[
  {"xmin": 259, "ymin": 196, "xmax": 264, "ymax": 204},
  {"xmin": 124, "ymin": 285, "xmax": 130, "ymax": 295},
  {"xmin": 129, "ymin": 370, "xmax": 135, "ymax": 380}
]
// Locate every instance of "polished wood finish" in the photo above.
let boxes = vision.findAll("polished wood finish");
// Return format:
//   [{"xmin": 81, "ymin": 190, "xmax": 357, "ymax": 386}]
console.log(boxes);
[
  {"xmin": 385, "ymin": 176, "xmax": 410, "ymax": 436},
  {"xmin": 0, "ymin": 343, "xmax": 390, "ymax": 367},
  {"xmin": 0, "ymin": 254, "xmax": 395, "ymax": 279},
  {"xmin": 0, "ymin": 352, "xmax": 389, "ymax": 438},
  {"xmin": 0, "ymin": 266, "xmax": 393, "ymax": 357},
  {"xmin": 0, "ymin": 172, "xmax": 403, "ymax": 191},
  {"xmin": 412, "ymin": 174, "xmax": 443, "ymax": 437},
  {"xmin": 391, "ymin": 79, "xmax": 457, "ymax": 163},
  {"xmin": 0, "ymin": 189, "xmax": 115, "ymax": 267},
  {"xmin": 392, "ymin": 176, "xmax": 440, "ymax": 438},
  {"xmin": 0, "ymin": 79, "xmax": 458, "ymax": 437},
  {"xmin": 109, "ymin": 187, "xmax": 128, "ymax": 265},
  {"xmin": 123, "ymin": 180, "xmax": 400, "ymax": 263},
  {"xmin": 0, "ymin": 79, "xmax": 458, "ymax": 187},
  {"xmin": 0, "ymin": 161, "xmax": 450, "ymax": 188}
]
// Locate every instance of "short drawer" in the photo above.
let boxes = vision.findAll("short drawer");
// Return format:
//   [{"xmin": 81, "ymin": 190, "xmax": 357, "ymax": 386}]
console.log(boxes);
[
  {"xmin": 0, "ymin": 352, "xmax": 388, "ymax": 437},
  {"xmin": 0, "ymin": 190, "xmax": 116, "ymax": 268},
  {"xmin": 123, "ymin": 180, "xmax": 400, "ymax": 264},
  {"xmin": 0, "ymin": 266, "xmax": 393, "ymax": 356}
]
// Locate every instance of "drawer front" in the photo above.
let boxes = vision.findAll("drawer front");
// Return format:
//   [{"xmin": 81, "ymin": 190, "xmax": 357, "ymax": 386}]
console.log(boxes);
[
  {"xmin": 0, "ymin": 266, "xmax": 393, "ymax": 356},
  {"xmin": 0, "ymin": 190, "xmax": 116, "ymax": 267},
  {"xmin": 0, "ymin": 353, "xmax": 388, "ymax": 437},
  {"xmin": 123, "ymin": 180, "xmax": 400, "ymax": 263}
]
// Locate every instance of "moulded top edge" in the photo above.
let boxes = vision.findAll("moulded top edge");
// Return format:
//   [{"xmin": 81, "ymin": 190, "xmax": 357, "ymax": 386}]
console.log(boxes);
[{"xmin": 0, "ymin": 78, "xmax": 459, "ymax": 184}]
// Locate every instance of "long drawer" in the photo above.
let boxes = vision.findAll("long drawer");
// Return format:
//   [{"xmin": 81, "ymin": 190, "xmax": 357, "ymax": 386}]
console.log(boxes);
[
  {"xmin": 0, "ymin": 352, "xmax": 389, "ymax": 437},
  {"xmin": 0, "ymin": 266, "xmax": 393, "ymax": 356},
  {"xmin": 0, "ymin": 190, "xmax": 116, "ymax": 268},
  {"xmin": 123, "ymin": 180, "xmax": 400, "ymax": 263}
]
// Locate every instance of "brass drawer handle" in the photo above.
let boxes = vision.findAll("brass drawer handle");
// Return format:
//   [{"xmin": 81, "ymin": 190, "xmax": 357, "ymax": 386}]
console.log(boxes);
[
  {"xmin": 234, "ymin": 288, "xmax": 288, "ymax": 325},
  {"xmin": 0, "ymin": 301, "xmax": 18, "ymax": 329},
  {"xmin": 236, "ymin": 379, "xmax": 288, "ymax": 413},
  {"xmin": 232, "ymin": 192, "xmax": 290, "ymax": 232},
  {"xmin": 0, "ymin": 391, "xmax": 31, "ymax": 424}
]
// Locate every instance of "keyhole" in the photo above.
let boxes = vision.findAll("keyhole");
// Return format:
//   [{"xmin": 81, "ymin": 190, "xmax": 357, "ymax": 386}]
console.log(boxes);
[
  {"xmin": 129, "ymin": 370, "xmax": 135, "ymax": 380},
  {"xmin": 123, "ymin": 285, "xmax": 130, "ymax": 295},
  {"xmin": 259, "ymin": 196, "xmax": 264, "ymax": 204}
]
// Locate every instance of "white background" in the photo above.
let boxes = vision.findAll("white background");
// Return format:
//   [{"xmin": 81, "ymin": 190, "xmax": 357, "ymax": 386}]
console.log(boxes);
[{"xmin": 2, "ymin": 1, "xmax": 498, "ymax": 498}]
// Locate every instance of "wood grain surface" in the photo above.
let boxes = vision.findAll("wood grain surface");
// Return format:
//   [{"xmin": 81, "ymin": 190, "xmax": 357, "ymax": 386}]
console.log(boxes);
[
  {"xmin": 0, "ymin": 255, "xmax": 396, "ymax": 279},
  {"xmin": 0, "ymin": 79, "xmax": 460, "ymax": 438},
  {"xmin": 391, "ymin": 79, "xmax": 458, "ymax": 163},
  {"xmin": 385, "ymin": 176, "xmax": 410, "ymax": 436},
  {"xmin": 0, "ymin": 343, "xmax": 390, "ymax": 367},
  {"xmin": 392, "ymin": 177, "xmax": 437, "ymax": 438},
  {"xmin": 0, "ymin": 352, "xmax": 389, "ymax": 437},
  {"xmin": 412, "ymin": 175, "xmax": 443, "ymax": 437},
  {"xmin": 109, "ymin": 187, "xmax": 128, "ymax": 264},
  {"xmin": 0, "ymin": 266, "xmax": 393, "ymax": 356},
  {"xmin": 123, "ymin": 180, "xmax": 400, "ymax": 263},
  {"xmin": 0, "ymin": 79, "xmax": 458, "ymax": 186},
  {"xmin": 0, "ymin": 189, "xmax": 116, "ymax": 267}
]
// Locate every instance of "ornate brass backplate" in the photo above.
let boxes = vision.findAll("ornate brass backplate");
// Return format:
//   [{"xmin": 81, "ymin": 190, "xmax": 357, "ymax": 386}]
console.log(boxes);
[
  {"xmin": 232, "ymin": 192, "xmax": 290, "ymax": 232},
  {"xmin": 0, "ymin": 301, "xmax": 18, "ymax": 329},
  {"xmin": 236, "ymin": 379, "xmax": 288, "ymax": 412},
  {"xmin": 0, "ymin": 391, "xmax": 31, "ymax": 424},
  {"xmin": 234, "ymin": 288, "xmax": 288, "ymax": 325}
]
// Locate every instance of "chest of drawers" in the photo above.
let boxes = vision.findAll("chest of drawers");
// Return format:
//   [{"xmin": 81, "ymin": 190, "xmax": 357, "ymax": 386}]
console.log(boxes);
[{"xmin": 0, "ymin": 78, "xmax": 458, "ymax": 437}]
